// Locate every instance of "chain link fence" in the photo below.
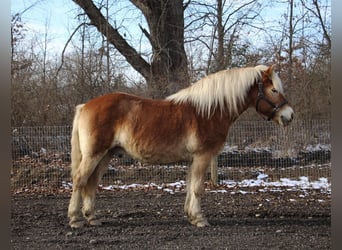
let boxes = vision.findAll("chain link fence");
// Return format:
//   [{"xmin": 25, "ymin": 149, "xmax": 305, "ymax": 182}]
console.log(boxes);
[{"xmin": 11, "ymin": 120, "xmax": 331, "ymax": 191}]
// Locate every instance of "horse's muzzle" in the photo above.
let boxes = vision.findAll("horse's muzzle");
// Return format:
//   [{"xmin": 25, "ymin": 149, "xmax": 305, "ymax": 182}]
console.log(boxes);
[{"xmin": 278, "ymin": 106, "xmax": 294, "ymax": 126}]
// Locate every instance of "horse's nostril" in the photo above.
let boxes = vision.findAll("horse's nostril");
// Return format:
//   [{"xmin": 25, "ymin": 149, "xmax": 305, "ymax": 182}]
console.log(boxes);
[
  {"xmin": 281, "ymin": 115, "xmax": 285, "ymax": 123},
  {"xmin": 280, "ymin": 115, "xmax": 290, "ymax": 126}
]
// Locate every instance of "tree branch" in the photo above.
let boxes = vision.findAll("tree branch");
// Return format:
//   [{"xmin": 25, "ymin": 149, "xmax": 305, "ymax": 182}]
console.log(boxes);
[
  {"xmin": 312, "ymin": 0, "xmax": 331, "ymax": 49},
  {"xmin": 139, "ymin": 24, "xmax": 156, "ymax": 50},
  {"xmin": 300, "ymin": 0, "xmax": 331, "ymax": 49},
  {"xmin": 56, "ymin": 22, "xmax": 87, "ymax": 77},
  {"xmin": 72, "ymin": 0, "xmax": 152, "ymax": 82}
]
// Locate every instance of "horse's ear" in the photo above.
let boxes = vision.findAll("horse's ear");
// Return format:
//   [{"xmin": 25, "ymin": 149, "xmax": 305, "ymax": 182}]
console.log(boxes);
[
  {"xmin": 262, "ymin": 65, "xmax": 275, "ymax": 80},
  {"xmin": 265, "ymin": 65, "xmax": 275, "ymax": 76}
]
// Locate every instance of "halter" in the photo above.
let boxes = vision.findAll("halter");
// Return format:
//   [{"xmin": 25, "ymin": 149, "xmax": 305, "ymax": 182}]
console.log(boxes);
[{"xmin": 255, "ymin": 81, "xmax": 288, "ymax": 121}]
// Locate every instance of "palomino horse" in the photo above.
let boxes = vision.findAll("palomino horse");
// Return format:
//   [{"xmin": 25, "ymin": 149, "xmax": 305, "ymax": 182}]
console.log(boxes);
[{"xmin": 68, "ymin": 65, "xmax": 294, "ymax": 228}]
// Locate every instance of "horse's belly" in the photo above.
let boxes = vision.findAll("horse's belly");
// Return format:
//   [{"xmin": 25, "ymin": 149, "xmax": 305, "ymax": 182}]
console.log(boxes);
[
  {"xmin": 113, "ymin": 127, "xmax": 196, "ymax": 164},
  {"xmin": 124, "ymin": 144, "xmax": 191, "ymax": 164}
]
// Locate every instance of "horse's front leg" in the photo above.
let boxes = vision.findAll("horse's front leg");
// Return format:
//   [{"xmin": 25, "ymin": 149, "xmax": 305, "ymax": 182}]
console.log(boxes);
[{"xmin": 184, "ymin": 154, "xmax": 212, "ymax": 227}]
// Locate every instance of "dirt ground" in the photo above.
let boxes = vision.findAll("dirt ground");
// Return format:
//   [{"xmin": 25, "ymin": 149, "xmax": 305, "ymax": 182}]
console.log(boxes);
[{"xmin": 11, "ymin": 187, "xmax": 331, "ymax": 250}]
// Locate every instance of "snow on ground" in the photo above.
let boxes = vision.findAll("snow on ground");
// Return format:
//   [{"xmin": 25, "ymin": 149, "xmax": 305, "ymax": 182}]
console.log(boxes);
[
  {"xmin": 62, "ymin": 174, "xmax": 331, "ymax": 195},
  {"xmin": 304, "ymin": 144, "xmax": 331, "ymax": 152},
  {"xmin": 218, "ymin": 174, "xmax": 331, "ymax": 195},
  {"xmin": 221, "ymin": 143, "xmax": 331, "ymax": 153}
]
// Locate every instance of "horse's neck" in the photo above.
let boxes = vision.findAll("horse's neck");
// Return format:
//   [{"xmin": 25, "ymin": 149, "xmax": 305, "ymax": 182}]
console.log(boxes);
[{"xmin": 220, "ymin": 100, "xmax": 250, "ymax": 123}]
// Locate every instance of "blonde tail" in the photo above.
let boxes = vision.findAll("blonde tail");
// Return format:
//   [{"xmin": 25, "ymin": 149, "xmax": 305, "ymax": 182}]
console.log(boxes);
[{"xmin": 70, "ymin": 104, "xmax": 85, "ymax": 178}]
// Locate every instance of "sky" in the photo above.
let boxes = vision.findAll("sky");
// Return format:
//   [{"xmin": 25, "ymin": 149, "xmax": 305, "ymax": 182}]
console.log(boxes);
[
  {"xmin": 11, "ymin": 0, "xmax": 152, "ymax": 70},
  {"xmin": 11, "ymin": 0, "xmax": 283, "ymax": 56},
  {"xmin": 11, "ymin": 0, "xmax": 80, "ymax": 55}
]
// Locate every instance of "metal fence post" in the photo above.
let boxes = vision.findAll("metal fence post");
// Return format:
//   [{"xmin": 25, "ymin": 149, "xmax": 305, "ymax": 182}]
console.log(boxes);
[{"xmin": 210, "ymin": 156, "xmax": 218, "ymax": 186}]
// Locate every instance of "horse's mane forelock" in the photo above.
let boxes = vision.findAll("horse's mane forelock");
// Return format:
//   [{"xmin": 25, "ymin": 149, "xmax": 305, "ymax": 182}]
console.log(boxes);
[{"xmin": 166, "ymin": 65, "xmax": 284, "ymax": 118}]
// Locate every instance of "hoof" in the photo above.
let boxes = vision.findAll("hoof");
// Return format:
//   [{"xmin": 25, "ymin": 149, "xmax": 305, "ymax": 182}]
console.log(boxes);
[
  {"xmin": 69, "ymin": 219, "xmax": 85, "ymax": 228},
  {"xmin": 88, "ymin": 219, "xmax": 102, "ymax": 226},
  {"xmin": 196, "ymin": 220, "xmax": 210, "ymax": 227},
  {"xmin": 189, "ymin": 216, "xmax": 210, "ymax": 227}
]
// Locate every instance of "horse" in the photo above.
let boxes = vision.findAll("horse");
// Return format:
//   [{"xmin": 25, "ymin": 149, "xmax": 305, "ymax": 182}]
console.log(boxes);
[{"xmin": 67, "ymin": 65, "xmax": 294, "ymax": 228}]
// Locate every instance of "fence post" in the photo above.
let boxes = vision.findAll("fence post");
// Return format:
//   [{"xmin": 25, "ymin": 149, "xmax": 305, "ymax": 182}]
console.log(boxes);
[{"xmin": 210, "ymin": 157, "xmax": 218, "ymax": 186}]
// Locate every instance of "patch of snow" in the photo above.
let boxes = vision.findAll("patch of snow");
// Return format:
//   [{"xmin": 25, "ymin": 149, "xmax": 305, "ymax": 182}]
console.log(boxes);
[
  {"xmin": 40, "ymin": 148, "xmax": 47, "ymax": 154},
  {"xmin": 257, "ymin": 173, "xmax": 269, "ymax": 180},
  {"xmin": 304, "ymin": 144, "xmax": 331, "ymax": 152},
  {"xmin": 62, "ymin": 173, "xmax": 330, "ymax": 195},
  {"xmin": 99, "ymin": 181, "xmax": 187, "ymax": 194},
  {"xmin": 222, "ymin": 145, "xmax": 239, "ymax": 152},
  {"xmin": 244, "ymin": 146, "xmax": 271, "ymax": 153},
  {"xmin": 162, "ymin": 188, "xmax": 175, "ymax": 194},
  {"xmin": 220, "ymin": 173, "xmax": 331, "ymax": 193},
  {"xmin": 222, "ymin": 145, "xmax": 272, "ymax": 153},
  {"xmin": 210, "ymin": 189, "xmax": 228, "ymax": 193},
  {"xmin": 61, "ymin": 181, "xmax": 72, "ymax": 189}
]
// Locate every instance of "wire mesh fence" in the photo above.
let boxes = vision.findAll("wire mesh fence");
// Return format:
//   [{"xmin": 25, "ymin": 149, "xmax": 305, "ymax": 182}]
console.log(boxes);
[{"xmin": 11, "ymin": 119, "xmax": 331, "ymax": 191}]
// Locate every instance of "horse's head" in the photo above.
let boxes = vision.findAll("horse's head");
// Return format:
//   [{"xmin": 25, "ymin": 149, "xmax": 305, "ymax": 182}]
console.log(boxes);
[{"xmin": 252, "ymin": 65, "xmax": 294, "ymax": 126}]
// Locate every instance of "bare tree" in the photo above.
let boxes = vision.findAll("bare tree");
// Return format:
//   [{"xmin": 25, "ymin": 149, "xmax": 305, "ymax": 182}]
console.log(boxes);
[
  {"xmin": 272, "ymin": 0, "xmax": 331, "ymax": 119},
  {"xmin": 72, "ymin": 0, "xmax": 189, "ymax": 98},
  {"xmin": 300, "ymin": 0, "xmax": 331, "ymax": 50},
  {"xmin": 185, "ymin": 0, "xmax": 262, "ymax": 74},
  {"xmin": 288, "ymin": 0, "xmax": 294, "ymax": 86},
  {"xmin": 11, "ymin": 13, "xmax": 31, "ymax": 74}
]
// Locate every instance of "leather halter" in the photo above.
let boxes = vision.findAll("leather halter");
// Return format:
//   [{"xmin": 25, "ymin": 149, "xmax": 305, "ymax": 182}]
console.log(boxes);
[{"xmin": 255, "ymin": 82, "xmax": 288, "ymax": 121}]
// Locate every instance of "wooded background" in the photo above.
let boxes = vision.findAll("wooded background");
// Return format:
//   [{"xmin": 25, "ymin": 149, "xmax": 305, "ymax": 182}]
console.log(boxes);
[{"xmin": 11, "ymin": 0, "xmax": 331, "ymax": 126}]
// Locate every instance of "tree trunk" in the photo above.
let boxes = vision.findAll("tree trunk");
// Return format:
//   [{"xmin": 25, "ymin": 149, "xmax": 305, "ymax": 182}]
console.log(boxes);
[
  {"xmin": 132, "ymin": 0, "xmax": 189, "ymax": 98},
  {"xmin": 288, "ymin": 0, "xmax": 294, "ymax": 87},
  {"xmin": 216, "ymin": 0, "xmax": 225, "ymax": 72},
  {"xmin": 72, "ymin": 0, "xmax": 189, "ymax": 98}
]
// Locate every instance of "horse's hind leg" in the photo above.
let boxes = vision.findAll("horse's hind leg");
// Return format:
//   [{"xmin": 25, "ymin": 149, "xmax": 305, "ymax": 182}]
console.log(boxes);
[
  {"xmin": 185, "ymin": 154, "xmax": 211, "ymax": 227},
  {"xmin": 68, "ymin": 187, "xmax": 83, "ymax": 228},
  {"xmin": 68, "ymin": 154, "xmax": 105, "ymax": 228},
  {"xmin": 82, "ymin": 152, "xmax": 112, "ymax": 226}
]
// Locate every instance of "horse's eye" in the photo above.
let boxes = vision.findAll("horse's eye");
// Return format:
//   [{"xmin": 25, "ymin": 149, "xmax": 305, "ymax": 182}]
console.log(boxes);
[{"xmin": 271, "ymin": 89, "xmax": 278, "ymax": 93}]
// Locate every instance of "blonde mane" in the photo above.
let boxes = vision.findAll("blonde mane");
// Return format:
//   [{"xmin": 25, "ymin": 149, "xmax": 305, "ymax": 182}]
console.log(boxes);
[{"xmin": 167, "ymin": 65, "xmax": 284, "ymax": 117}]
